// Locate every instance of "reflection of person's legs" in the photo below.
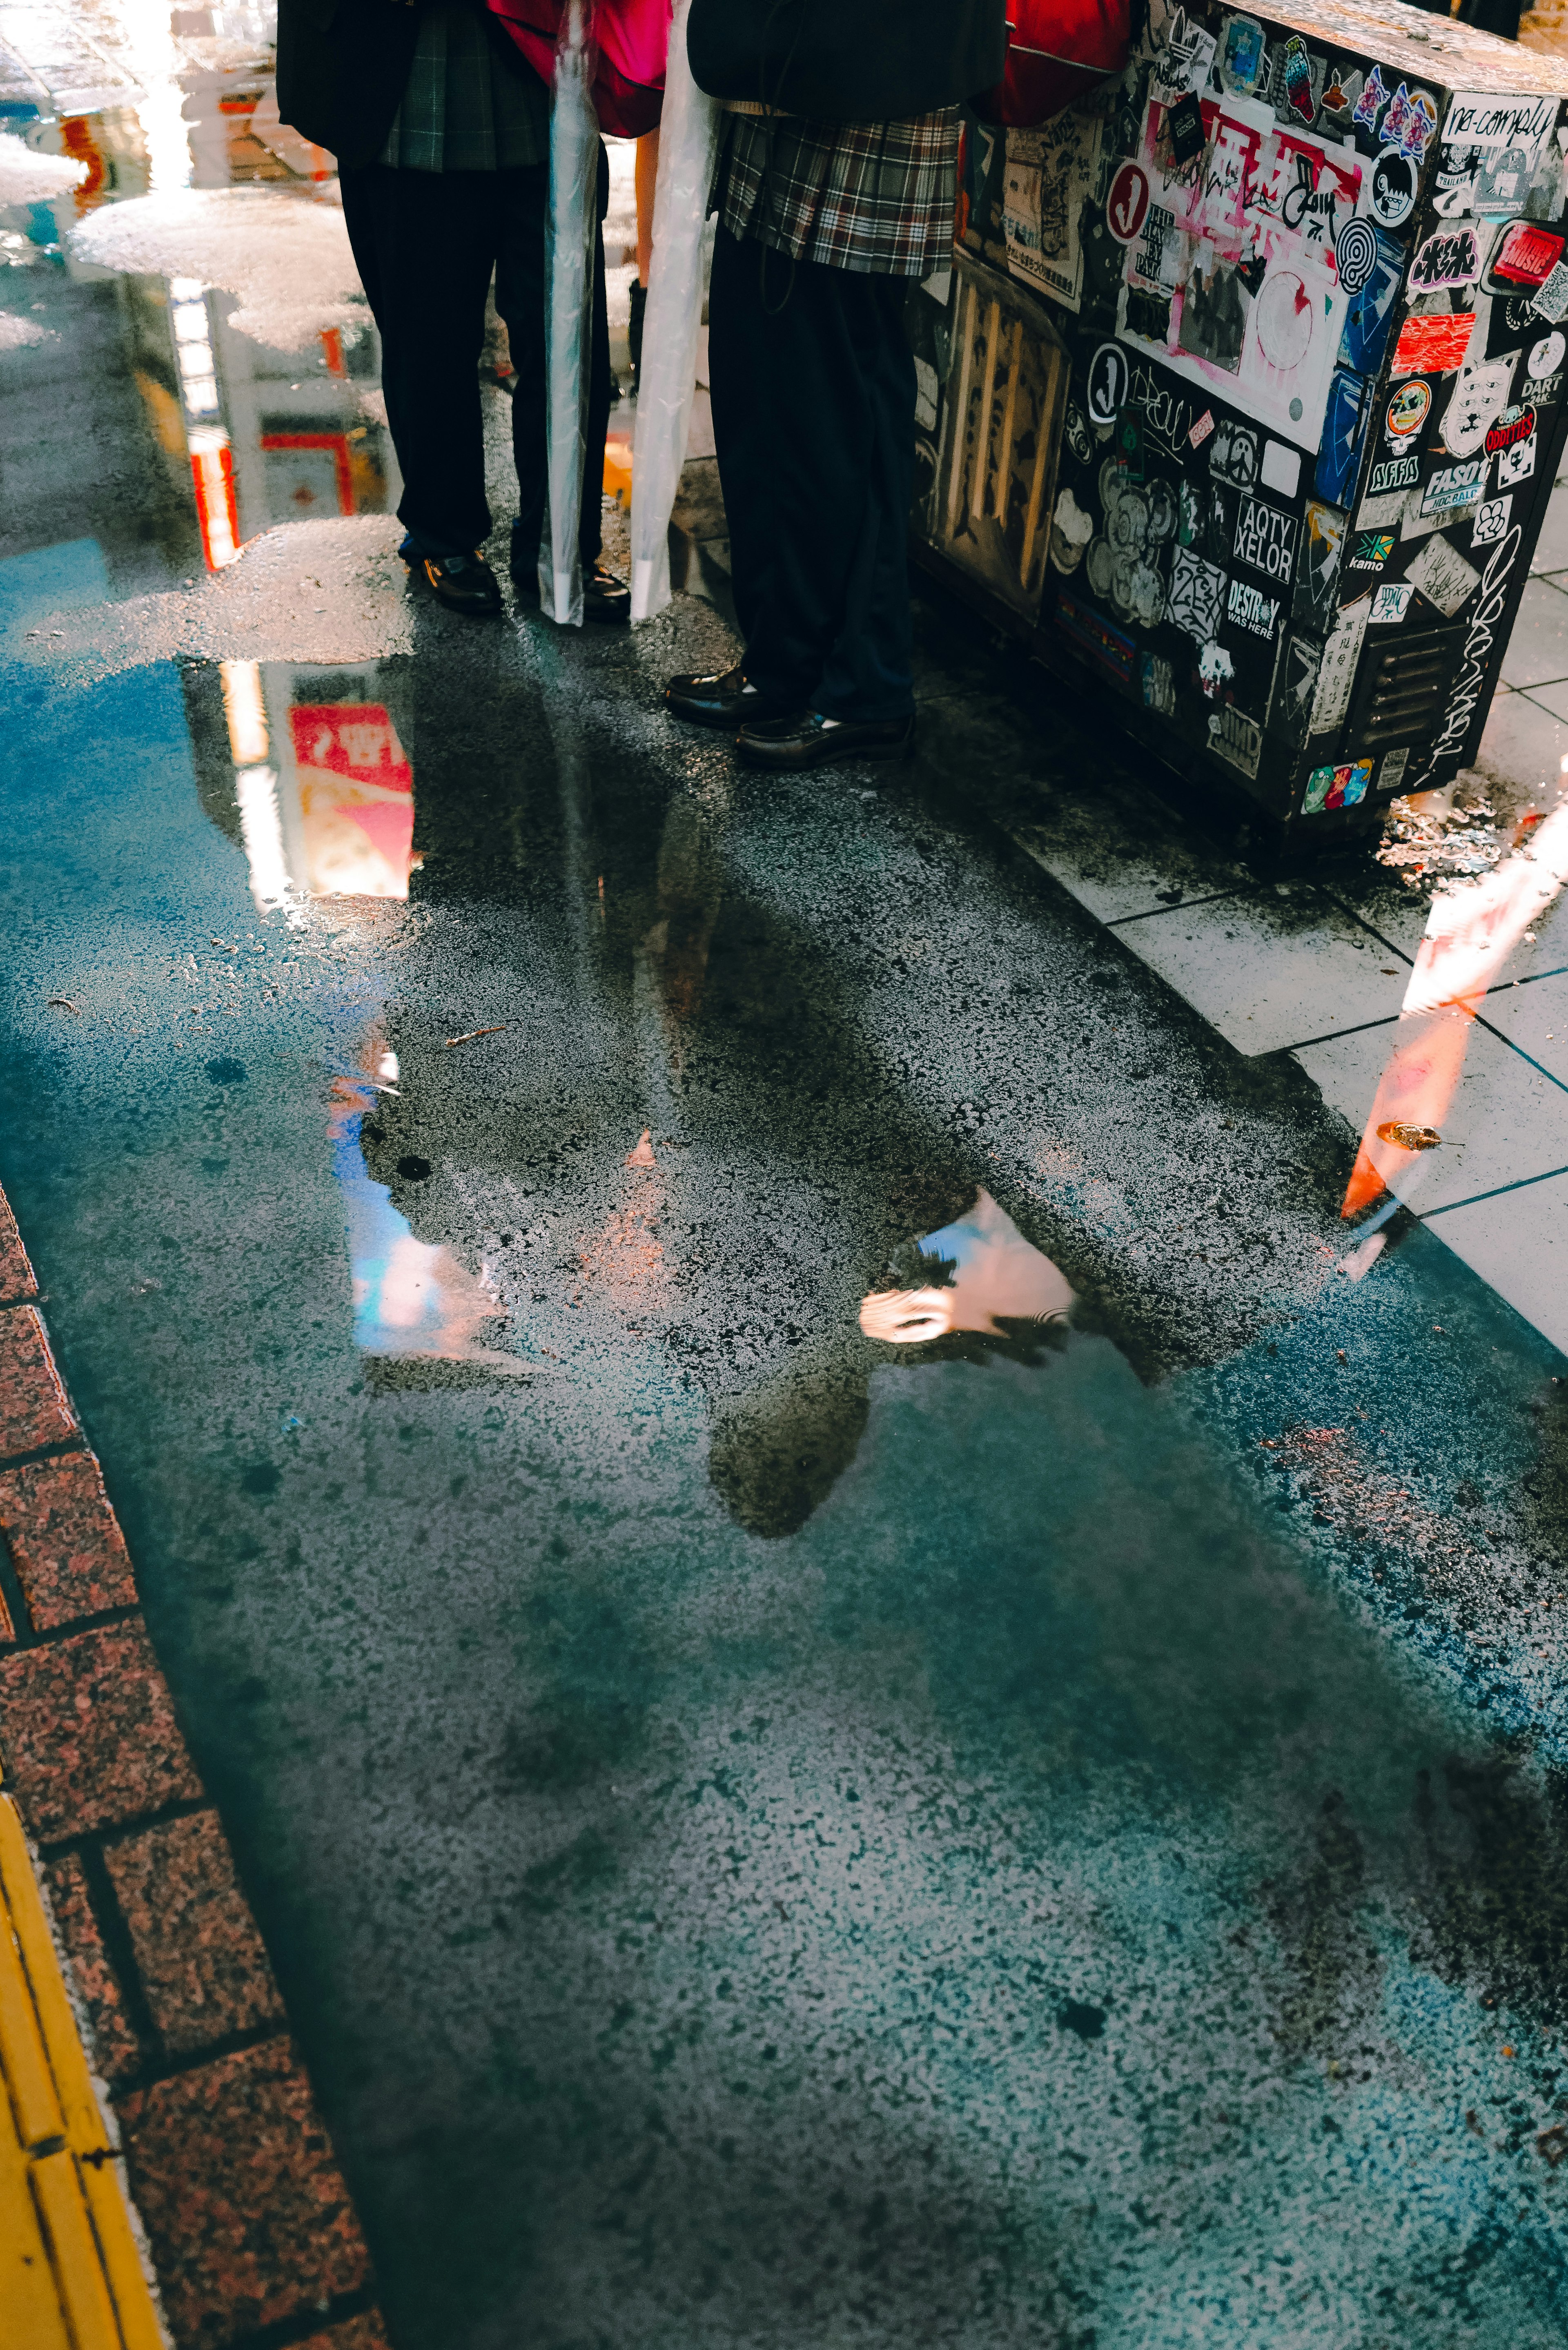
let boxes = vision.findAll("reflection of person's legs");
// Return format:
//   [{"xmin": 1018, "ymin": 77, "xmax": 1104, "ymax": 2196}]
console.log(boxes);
[
  {"xmin": 498, "ymin": 145, "xmax": 613, "ymax": 571},
  {"xmin": 340, "ymin": 165, "xmax": 498, "ymax": 553}
]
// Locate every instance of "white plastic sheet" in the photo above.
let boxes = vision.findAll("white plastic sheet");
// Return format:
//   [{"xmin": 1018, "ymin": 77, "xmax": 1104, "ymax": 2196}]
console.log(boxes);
[
  {"xmin": 629, "ymin": 0, "xmax": 719, "ymax": 623},
  {"xmin": 541, "ymin": 0, "xmax": 599, "ymax": 625}
]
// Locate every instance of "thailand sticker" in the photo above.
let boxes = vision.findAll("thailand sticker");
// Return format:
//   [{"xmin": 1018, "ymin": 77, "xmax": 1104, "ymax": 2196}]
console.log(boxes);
[
  {"xmin": 1087, "ymin": 341, "xmax": 1130, "ymax": 426},
  {"xmin": 1385, "ymin": 381, "xmax": 1431, "ymax": 444},
  {"xmin": 1370, "ymin": 149, "xmax": 1418, "ymax": 230},
  {"xmin": 1218, "ymin": 12, "xmax": 1265, "ymax": 96},
  {"xmin": 1391, "ymin": 313, "xmax": 1475, "ymax": 379},
  {"xmin": 1441, "ymin": 357, "xmax": 1515, "ymax": 458},
  {"xmin": 1437, "ymin": 92, "xmax": 1559, "ymax": 219},
  {"xmin": 1420, "ymin": 457, "xmax": 1489, "ymax": 514},
  {"xmin": 1233, "ymin": 494, "xmax": 1296, "ymax": 585},
  {"xmin": 1106, "ymin": 161, "xmax": 1151, "ymax": 246},
  {"xmin": 1335, "ymin": 218, "xmax": 1379, "ymax": 299},
  {"xmin": 1472, "ymin": 495, "xmax": 1513, "ymax": 547},
  {"xmin": 1488, "ymin": 221, "xmax": 1566, "ymax": 295},
  {"xmin": 1371, "ymin": 582, "xmax": 1414, "ymax": 624},
  {"xmin": 1368, "ymin": 453, "xmax": 1419, "ymax": 495},
  {"xmin": 1527, "ymin": 331, "xmax": 1566, "ymax": 381},
  {"xmin": 1409, "ymin": 227, "xmax": 1481, "ymax": 295},
  {"xmin": 1347, "ymin": 530, "xmax": 1395, "ymax": 571}
]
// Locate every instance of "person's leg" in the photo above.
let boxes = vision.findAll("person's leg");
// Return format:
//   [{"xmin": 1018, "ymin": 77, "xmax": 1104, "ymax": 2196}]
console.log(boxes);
[
  {"xmin": 339, "ymin": 164, "xmax": 499, "ymax": 554},
  {"xmin": 741, "ymin": 253, "xmax": 915, "ymax": 723},
  {"xmin": 495, "ymin": 148, "xmax": 613, "ymax": 574},
  {"xmin": 706, "ymin": 223, "xmax": 781, "ymax": 664}
]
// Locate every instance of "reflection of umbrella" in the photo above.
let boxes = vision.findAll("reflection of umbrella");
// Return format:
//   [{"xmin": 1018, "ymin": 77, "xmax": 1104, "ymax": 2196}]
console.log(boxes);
[{"xmin": 860, "ymin": 1189, "xmax": 1073, "ymax": 1342}]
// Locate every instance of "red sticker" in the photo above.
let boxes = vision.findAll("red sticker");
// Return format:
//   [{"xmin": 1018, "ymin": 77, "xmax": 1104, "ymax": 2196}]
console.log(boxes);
[
  {"xmin": 1106, "ymin": 160, "xmax": 1151, "ymax": 246},
  {"xmin": 1390, "ymin": 312, "xmax": 1475, "ymax": 379},
  {"xmin": 1490, "ymin": 221, "xmax": 1566, "ymax": 291}
]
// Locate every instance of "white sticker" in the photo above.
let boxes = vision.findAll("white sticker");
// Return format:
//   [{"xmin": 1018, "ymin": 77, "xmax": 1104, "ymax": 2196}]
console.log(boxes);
[
  {"xmin": 1410, "ymin": 225, "xmax": 1482, "ymax": 294},
  {"xmin": 1441, "ymin": 357, "xmax": 1516, "ymax": 458},
  {"xmin": 1370, "ymin": 581, "xmax": 1414, "ymax": 623},
  {"xmin": 1472, "ymin": 493, "xmax": 1513, "ymax": 546},
  {"xmin": 1189, "ymin": 408, "xmax": 1215, "ymax": 450},
  {"xmin": 1420, "ymin": 457, "xmax": 1489, "ymax": 515},
  {"xmin": 1531, "ymin": 260, "xmax": 1568, "ymax": 324},
  {"xmin": 1494, "ymin": 433, "xmax": 1538, "ymax": 488},
  {"xmin": 1309, "ymin": 595, "xmax": 1371, "ymax": 735},
  {"xmin": 1527, "ymin": 329, "xmax": 1566, "ymax": 380},
  {"xmin": 1150, "ymin": 5, "xmax": 1218, "ymax": 99},
  {"xmin": 1260, "ymin": 440, "xmax": 1302, "ymax": 498},
  {"xmin": 1380, "ymin": 745, "xmax": 1412, "ymax": 792},
  {"xmin": 1406, "ymin": 530, "xmax": 1482, "ymax": 616}
]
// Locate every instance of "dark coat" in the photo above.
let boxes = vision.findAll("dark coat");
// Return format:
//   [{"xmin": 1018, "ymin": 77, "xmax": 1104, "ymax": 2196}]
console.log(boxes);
[{"xmin": 275, "ymin": 0, "xmax": 426, "ymax": 169}]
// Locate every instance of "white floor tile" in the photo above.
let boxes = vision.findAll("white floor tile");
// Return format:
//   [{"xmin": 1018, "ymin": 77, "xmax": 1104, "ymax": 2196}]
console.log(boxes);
[
  {"xmin": 1529, "ymin": 486, "xmax": 1568, "ymax": 576},
  {"xmin": 1293, "ymin": 1017, "xmax": 1568, "ymax": 1211},
  {"xmin": 1479, "ymin": 965, "xmax": 1568, "ymax": 1087},
  {"xmin": 1475, "ymin": 689, "xmax": 1568, "ymax": 797},
  {"xmin": 1499, "ymin": 577, "xmax": 1568, "ymax": 689},
  {"xmin": 1113, "ymin": 883, "xmax": 1412, "ymax": 1054},
  {"xmin": 1425, "ymin": 1172, "xmax": 1568, "ymax": 1358}
]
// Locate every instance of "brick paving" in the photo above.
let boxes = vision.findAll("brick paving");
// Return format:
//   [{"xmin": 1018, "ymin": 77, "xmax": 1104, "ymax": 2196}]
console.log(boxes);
[{"xmin": 0, "ymin": 1183, "xmax": 387, "ymax": 2350}]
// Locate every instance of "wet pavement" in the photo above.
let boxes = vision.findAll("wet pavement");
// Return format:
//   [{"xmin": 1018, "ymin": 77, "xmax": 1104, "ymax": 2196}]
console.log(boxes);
[{"xmin": 5, "ymin": 15, "xmax": 1568, "ymax": 2349}]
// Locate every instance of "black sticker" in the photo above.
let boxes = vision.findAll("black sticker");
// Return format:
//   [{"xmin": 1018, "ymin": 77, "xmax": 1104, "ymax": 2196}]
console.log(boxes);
[{"xmin": 1167, "ymin": 92, "xmax": 1206, "ymax": 165}]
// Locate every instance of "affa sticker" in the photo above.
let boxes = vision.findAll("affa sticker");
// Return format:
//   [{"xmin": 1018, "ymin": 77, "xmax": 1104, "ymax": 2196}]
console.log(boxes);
[
  {"xmin": 1385, "ymin": 380, "xmax": 1431, "ymax": 443},
  {"xmin": 1368, "ymin": 452, "xmax": 1419, "ymax": 495},
  {"xmin": 1472, "ymin": 494, "xmax": 1513, "ymax": 546},
  {"xmin": 1347, "ymin": 530, "xmax": 1395, "ymax": 571},
  {"xmin": 1303, "ymin": 757, "xmax": 1373, "ymax": 813},
  {"xmin": 1392, "ymin": 312, "xmax": 1476, "ymax": 378},
  {"xmin": 1370, "ymin": 582, "xmax": 1414, "ymax": 624},
  {"xmin": 1409, "ymin": 227, "xmax": 1481, "ymax": 294}
]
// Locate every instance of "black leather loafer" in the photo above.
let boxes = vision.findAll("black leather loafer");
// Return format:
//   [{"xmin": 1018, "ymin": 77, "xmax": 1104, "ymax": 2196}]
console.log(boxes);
[
  {"xmin": 736, "ymin": 710, "xmax": 916, "ymax": 771},
  {"xmin": 510, "ymin": 534, "xmax": 631, "ymax": 624},
  {"xmin": 666, "ymin": 664, "xmax": 786, "ymax": 728},
  {"xmin": 404, "ymin": 549, "xmax": 502, "ymax": 618}
]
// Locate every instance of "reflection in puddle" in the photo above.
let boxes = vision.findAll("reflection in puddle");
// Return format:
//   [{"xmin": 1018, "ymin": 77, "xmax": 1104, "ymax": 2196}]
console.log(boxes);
[{"xmin": 861, "ymin": 1188, "xmax": 1073, "ymax": 1343}]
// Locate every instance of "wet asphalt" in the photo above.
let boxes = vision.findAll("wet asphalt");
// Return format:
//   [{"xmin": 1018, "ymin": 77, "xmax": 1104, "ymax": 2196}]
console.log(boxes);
[{"xmin": 4, "ymin": 78, "xmax": 1568, "ymax": 2350}]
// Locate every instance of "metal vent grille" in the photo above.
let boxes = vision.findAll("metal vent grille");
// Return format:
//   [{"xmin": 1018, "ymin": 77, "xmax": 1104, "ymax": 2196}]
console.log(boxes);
[{"xmin": 1346, "ymin": 625, "xmax": 1467, "ymax": 752}]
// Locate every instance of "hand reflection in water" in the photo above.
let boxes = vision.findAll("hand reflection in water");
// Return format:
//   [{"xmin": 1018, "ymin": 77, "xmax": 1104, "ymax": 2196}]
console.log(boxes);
[{"xmin": 860, "ymin": 1189, "xmax": 1074, "ymax": 1344}]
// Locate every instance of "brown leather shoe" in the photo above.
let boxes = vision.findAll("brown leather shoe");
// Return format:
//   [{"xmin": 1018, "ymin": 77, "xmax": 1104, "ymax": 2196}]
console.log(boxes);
[
  {"xmin": 665, "ymin": 665, "xmax": 788, "ymax": 728},
  {"xmin": 736, "ymin": 710, "xmax": 916, "ymax": 770},
  {"xmin": 405, "ymin": 550, "xmax": 502, "ymax": 618}
]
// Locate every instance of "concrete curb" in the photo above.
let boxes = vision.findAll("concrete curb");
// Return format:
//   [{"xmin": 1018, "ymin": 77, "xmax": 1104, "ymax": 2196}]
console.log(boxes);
[{"xmin": 0, "ymin": 1189, "xmax": 387, "ymax": 2350}]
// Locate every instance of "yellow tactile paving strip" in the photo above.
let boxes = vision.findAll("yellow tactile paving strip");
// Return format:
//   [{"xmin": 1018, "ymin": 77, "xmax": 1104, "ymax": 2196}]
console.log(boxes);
[{"xmin": 0, "ymin": 1788, "xmax": 166, "ymax": 2350}]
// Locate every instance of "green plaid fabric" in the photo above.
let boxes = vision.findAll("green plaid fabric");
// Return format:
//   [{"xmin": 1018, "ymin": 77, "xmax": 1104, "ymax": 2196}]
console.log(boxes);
[
  {"xmin": 719, "ymin": 107, "xmax": 960, "ymax": 279},
  {"xmin": 380, "ymin": 0, "xmax": 548, "ymax": 173}
]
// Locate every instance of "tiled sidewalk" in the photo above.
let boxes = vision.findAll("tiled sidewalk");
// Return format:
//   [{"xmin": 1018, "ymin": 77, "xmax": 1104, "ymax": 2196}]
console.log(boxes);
[{"xmin": 0, "ymin": 1196, "xmax": 387, "ymax": 2350}]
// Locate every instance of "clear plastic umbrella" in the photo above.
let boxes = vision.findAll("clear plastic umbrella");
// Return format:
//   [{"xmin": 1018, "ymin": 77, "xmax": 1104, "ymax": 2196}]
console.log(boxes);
[
  {"xmin": 540, "ymin": 0, "xmax": 600, "ymax": 625},
  {"xmin": 629, "ymin": 0, "xmax": 719, "ymax": 623}
]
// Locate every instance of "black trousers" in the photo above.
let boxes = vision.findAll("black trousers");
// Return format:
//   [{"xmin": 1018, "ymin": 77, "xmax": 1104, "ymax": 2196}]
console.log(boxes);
[
  {"xmin": 340, "ymin": 156, "xmax": 612, "ymax": 562},
  {"xmin": 707, "ymin": 225, "xmax": 918, "ymax": 721}
]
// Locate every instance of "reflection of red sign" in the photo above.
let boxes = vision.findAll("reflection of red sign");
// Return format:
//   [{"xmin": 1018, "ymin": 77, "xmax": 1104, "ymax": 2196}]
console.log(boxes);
[
  {"xmin": 260, "ymin": 432, "xmax": 354, "ymax": 515},
  {"xmin": 288, "ymin": 704, "xmax": 414, "ymax": 900},
  {"xmin": 1490, "ymin": 221, "xmax": 1566, "ymax": 290},
  {"xmin": 1390, "ymin": 312, "xmax": 1475, "ymax": 379},
  {"xmin": 1485, "ymin": 402, "xmax": 1536, "ymax": 454},
  {"xmin": 1106, "ymin": 160, "xmax": 1151, "ymax": 245}
]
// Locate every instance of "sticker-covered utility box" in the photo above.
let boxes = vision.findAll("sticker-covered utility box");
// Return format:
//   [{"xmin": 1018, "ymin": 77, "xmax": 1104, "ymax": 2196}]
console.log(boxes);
[{"xmin": 913, "ymin": 0, "xmax": 1568, "ymax": 833}]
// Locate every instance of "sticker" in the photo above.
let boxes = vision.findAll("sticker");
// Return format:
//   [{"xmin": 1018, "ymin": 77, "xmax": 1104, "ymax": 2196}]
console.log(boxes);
[
  {"xmin": 1320, "ymin": 67, "xmax": 1361, "ymax": 126},
  {"xmin": 1003, "ymin": 115, "xmax": 1103, "ymax": 313},
  {"xmin": 1316, "ymin": 368, "xmax": 1373, "ymax": 507},
  {"xmin": 1369, "ymin": 147, "xmax": 1417, "ymax": 230},
  {"xmin": 1531, "ymin": 372, "xmax": 1564, "ymax": 405},
  {"xmin": 1384, "ymin": 84, "xmax": 1439, "ymax": 163},
  {"xmin": 1380, "ymin": 745, "xmax": 1411, "ymax": 792},
  {"xmin": 1106, "ymin": 160, "xmax": 1151, "ymax": 245},
  {"xmin": 1227, "ymin": 576, "xmax": 1282, "ymax": 638},
  {"xmin": 1233, "ymin": 494, "xmax": 1296, "ymax": 585},
  {"xmin": 1410, "ymin": 227, "xmax": 1482, "ymax": 295},
  {"xmin": 1151, "ymin": 7, "xmax": 1218, "ymax": 102},
  {"xmin": 1335, "ymin": 218, "xmax": 1379, "ymax": 298},
  {"xmin": 1527, "ymin": 330, "xmax": 1566, "ymax": 381},
  {"xmin": 1261, "ymin": 440, "xmax": 1301, "ymax": 498},
  {"xmin": 1087, "ymin": 341, "xmax": 1131, "ymax": 426},
  {"xmin": 1054, "ymin": 587, "xmax": 1137, "ymax": 681},
  {"xmin": 1209, "ymin": 704, "xmax": 1263, "ymax": 778},
  {"xmin": 1436, "ymin": 92, "xmax": 1559, "ymax": 219},
  {"xmin": 1197, "ymin": 641, "xmax": 1235, "ymax": 700},
  {"xmin": 1293, "ymin": 502, "xmax": 1346, "ymax": 627},
  {"xmin": 1371, "ymin": 582, "xmax": 1414, "ymax": 623},
  {"xmin": 1276, "ymin": 635, "xmax": 1322, "ymax": 744},
  {"xmin": 1531, "ymin": 261, "xmax": 1568, "ymax": 325},
  {"xmin": 1485, "ymin": 402, "xmax": 1536, "ymax": 457},
  {"xmin": 1209, "ymin": 418, "xmax": 1259, "ymax": 489},
  {"xmin": 1165, "ymin": 91, "xmax": 1207, "ymax": 165},
  {"xmin": 1368, "ymin": 452, "xmax": 1419, "ymax": 495},
  {"xmin": 1310, "ymin": 595, "xmax": 1371, "ymax": 734},
  {"xmin": 1347, "ymin": 530, "xmax": 1395, "ymax": 571},
  {"xmin": 1441, "ymin": 357, "xmax": 1516, "ymax": 458},
  {"xmin": 1494, "ymin": 433, "xmax": 1537, "ymax": 489},
  {"xmin": 1385, "ymin": 381, "xmax": 1431, "ymax": 443},
  {"xmin": 1303, "ymin": 757, "xmax": 1373, "ymax": 813},
  {"xmin": 1352, "ymin": 65, "xmax": 1390, "ymax": 137},
  {"xmin": 1064, "ymin": 401, "xmax": 1093, "ymax": 464},
  {"xmin": 1339, "ymin": 232, "xmax": 1403, "ymax": 377},
  {"xmin": 1472, "ymin": 494, "xmax": 1513, "ymax": 546},
  {"xmin": 1218, "ymin": 13, "xmax": 1265, "ymax": 96},
  {"xmin": 1049, "ymin": 486, "xmax": 1095, "ymax": 574},
  {"xmin": 1421, "ymin": 458, "xmax": 1489, "ymax": 515},
  {"xmin": 1391, "ymin": 313, "xmax": 1475, "ymax": 379},
  {"xmin": 1140, "ymin": 652, "xmax": 1176, "ymax": 713},
  {"xmin": 1406, "ymin": 530, "xmax": 1481, "ymax": 616},
  {"xmin": 1188, "ymin": 407, "xmax": 1215, "ymax": 450},
  {"xmin": 1170, "ymin": 547, "xmax": 1228, "ymax": 642},
  {"xmin": 1281, "ymin": 35, "xmax": 1317, "ymax": 126},
  {"xmin": 1488, "ymin": 221, "xmax": 1566, "ymax": 294}
]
